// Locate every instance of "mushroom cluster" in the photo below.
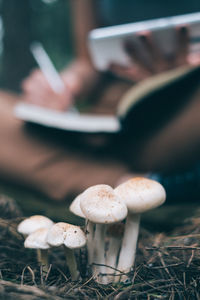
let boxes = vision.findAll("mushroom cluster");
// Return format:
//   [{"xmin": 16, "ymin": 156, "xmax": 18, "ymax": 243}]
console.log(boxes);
[
  {"xmin": 17, "ymin": 215, "xmax": 86, "ymax": 280},
  {"xmin": 18, "ymin": 176, "xmax": 166, "ymax": 284},
  {"xmin": 69, "ymin": 177, "xmax": 166, "ymax": 284}
]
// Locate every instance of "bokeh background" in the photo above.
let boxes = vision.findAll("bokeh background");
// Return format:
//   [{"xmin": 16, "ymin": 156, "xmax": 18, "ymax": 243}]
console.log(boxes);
[{"xmin": 0, "ymin": 0, "xmax": 74, "ymax": 91}]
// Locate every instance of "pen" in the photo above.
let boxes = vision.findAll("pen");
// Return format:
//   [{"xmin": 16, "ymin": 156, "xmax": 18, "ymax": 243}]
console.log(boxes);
[{"xmin": 30, "ymin": 41, "xmax": 78, "ymax": 113}]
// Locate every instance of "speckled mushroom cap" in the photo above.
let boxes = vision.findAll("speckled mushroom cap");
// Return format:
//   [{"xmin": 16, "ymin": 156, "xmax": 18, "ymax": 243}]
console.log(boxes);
[
  {"xmin": 24, "ymin": 228, "xmax": 50, "ymax": 249},
  {"xmin": 80, "ymin": 184, "xmax": 128, "ymax": 224},
  {"xmin": 115, "ymin": 177, "xmax": 166, "ymax": 214},
  {"xmin": 17, "ymin": 215, "xmax": 54, "ymax": 236},
  {"xmin": 69, "ymin": 194, "xmax": 85, "ymax": 218},
  {"xmin": 47, "ymin": 222, "xmax": 86, "ymax": 249}
]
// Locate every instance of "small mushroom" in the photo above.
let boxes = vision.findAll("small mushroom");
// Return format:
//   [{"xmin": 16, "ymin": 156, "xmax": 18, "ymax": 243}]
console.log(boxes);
[
  {"xmin": 70, "ymin": 194, "xmax": 94, "ymax": 265},
  {"xmin": 80, "ymin": 184, "xmax": 127, "ymax": 284},
  {"xmin": 24, "ymin": 228, "xmax": 50, "ymax": 272},
  {"xmin": 47, "ymin": 222, "xmax": 86, "ymax": 281},
  {"xmin": 69, "ymin": 194, "xmax": 85, "ymax": 219},
  {"xmin": 17, "ymin": 215, "xmax": 54, "ymax": 237},
  {"xmin": 115, "ymin": 177, "xmax": 166, "ymax": 282}
]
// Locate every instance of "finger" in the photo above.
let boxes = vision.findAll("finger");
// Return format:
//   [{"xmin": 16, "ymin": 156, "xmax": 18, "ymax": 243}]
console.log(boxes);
[
  {"xmin": 187, "ymin": 52, "xmax": 200, "ymax": 65},
  {"xmin": 22, "ymin": 69, "xmax": 51, "ymax": 93},
  {"xmin": 109, "ymin": 62, "xmax": 151, "ymax": 82},
  {"xmin": 120, "ymin": 66, "xmax": 151, "ymax": 82},
  {"xmin": 22, "ymin": 80, "xmax": 51, "ymax": 98},
  {"xmin": 138, "ymin": 31, "xmax": 167, "ymax": 73},
  {"xmin": 23, "ymin": 90, "xmax": 49, "ymax": 106},
  {"xmin": 23, "ymin": 80, "xmax": 55, "ymax": 106},
  {"xmin": 109, "ymin": 63, "xmax": 128, "ymax": 75},
  {"xmin": 22, "ymin": 69, "xmax": 41, "ymax": 88},
  {"xmin": 124, "ymin": 38, "xmax": 154, "ymax": 73},
  {"xmin": 46, "ymin": 86, "xmax": 73, "ymax": 111},
  {"xmin": 175, "ymin": 25, "xmax": 189, "ymax": 66}
]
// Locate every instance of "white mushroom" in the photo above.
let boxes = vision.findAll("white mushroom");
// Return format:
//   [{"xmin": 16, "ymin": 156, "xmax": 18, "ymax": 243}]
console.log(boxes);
[
  {"xmin": 115, "ymin": 177, "xmax": 166, "ymax": 282},
  {"xmin": 47, "ymin": 222, "xmax": 86, "ymax": 281},
  {"xmin": 24, "ymin": 228, "xmax": 50, "ymax": 272},
  {"xmin": 105, "ymin": 223, "xmax": 124, "ymax": 282},
  {"xmin": 80, "ymin": 184, "xmax": 127, "ymax": 284},
  {"xmin": 17, "ymin": 215, "xmax": 54, "ymax": 237},
  {"xmin": 69, "ymin": 194, "xmax": 85, "ymax": 219},
  {"xmin": 70, "ymin": 194, "xmax": 94, "ymax": 265}
]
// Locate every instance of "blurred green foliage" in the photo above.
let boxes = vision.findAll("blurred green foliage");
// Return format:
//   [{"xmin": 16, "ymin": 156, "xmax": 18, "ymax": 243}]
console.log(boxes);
[
  {"xmin": 29, "ymin": 0, "xmax": 74, "ymax": 69},
  {"xmin": 0, "ymin": 0, "xmax": 74, "ymax": 91}
]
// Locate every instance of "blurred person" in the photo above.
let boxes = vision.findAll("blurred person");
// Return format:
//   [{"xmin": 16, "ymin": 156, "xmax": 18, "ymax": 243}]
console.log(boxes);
[{"xmin": 0, "ymin": 0, "xmax": 200, "ymax": 201}]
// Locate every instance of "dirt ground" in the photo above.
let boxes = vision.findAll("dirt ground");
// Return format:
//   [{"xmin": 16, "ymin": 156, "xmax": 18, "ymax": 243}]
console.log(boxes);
[{"xmin": 0, "ymin": 194, "xmax": 200, "ymax": 299}]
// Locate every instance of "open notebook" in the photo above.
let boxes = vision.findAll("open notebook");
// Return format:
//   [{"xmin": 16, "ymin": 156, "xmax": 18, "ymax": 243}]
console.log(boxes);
[
  {"xmin": 14, "ymin": 103, "xmax": 120, "ymax": 133},
  {"xmin": 14, "ymin": 65, "xmax": 200, "ymax": 134}
]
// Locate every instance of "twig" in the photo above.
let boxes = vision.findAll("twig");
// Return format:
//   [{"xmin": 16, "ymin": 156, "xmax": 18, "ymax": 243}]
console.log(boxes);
[
  {"xmin": 187, "ymin": 250, "xmax": 195, "ymax": 268},
  {"xmin": 146, "ymin": 246, "xmax": 200, "ymax": 251}
]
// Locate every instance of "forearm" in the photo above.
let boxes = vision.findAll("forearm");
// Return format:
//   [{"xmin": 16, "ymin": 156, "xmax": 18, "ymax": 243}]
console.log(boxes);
[
  {"xmin": 63, "ymin": 1, "xmax": 100, "ymax": 98},
  {"xmin": 70, "ymin": 0, "xmax": 98, "ymax": 61}
]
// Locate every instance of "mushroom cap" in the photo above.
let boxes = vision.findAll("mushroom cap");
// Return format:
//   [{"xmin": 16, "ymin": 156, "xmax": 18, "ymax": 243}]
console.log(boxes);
[
  {"xmin": 115, "ymin": 177, "xmax": 166, "ymax": 214},
  {"xmin": 17, "ymin": 215, "xmax": 54, "ymax": 235},
  {"xmin": 24, "ymin": 228, "xmax": 50, "ymax": 249},
  {"xmin": 69, "ymin": 194, "xmax": 85, "ymax": 218},
  {"xmin": 47, "ymin": 222, "xmax": 86, "ymax": 249},
  {"xmin": 80, "ymin": 184, "xmax": 127, "ymax": 224}
]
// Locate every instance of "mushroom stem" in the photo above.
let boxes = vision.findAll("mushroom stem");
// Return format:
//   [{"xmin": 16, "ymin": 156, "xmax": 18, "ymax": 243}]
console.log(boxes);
[
  {"xmin": 93, "ymin": 224, "xmax": 107, "ymax": 284},
  {"xmin": 64, "ymin": 247, "xmax": 79, "ymax": 281},
  {"xmin": 36, "ymin": 249, "xmax": 49, "ymax": 272},
  {"xmin": 105, "ymin": 236, "xmax": 121, "ymax": 283},
  {"xmin": 116, "ymin": 213, "xmax": 140, "ymax": 282},
  {"xmin": 86, "ymin": 221, "xmax": 95, "ymax": 265}
]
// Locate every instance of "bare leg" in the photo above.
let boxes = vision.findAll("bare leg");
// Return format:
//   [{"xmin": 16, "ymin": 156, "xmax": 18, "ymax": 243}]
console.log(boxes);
[{"xmin": 0, "ymin": 91, "xmax": 129, "ymax": 201}]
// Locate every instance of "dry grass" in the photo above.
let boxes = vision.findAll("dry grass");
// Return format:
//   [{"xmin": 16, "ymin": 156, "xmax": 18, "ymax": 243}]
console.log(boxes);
[{"xmin": 0, "ymin": 195, "xmax": 200, "ymax": 299}]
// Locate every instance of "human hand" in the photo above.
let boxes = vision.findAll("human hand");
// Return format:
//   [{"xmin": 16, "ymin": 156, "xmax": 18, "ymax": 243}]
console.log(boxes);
[
  {"xmin": 21, "ymin": 69, "xmax": 75, "ymax": 111},
  {"xmin": 109, "ymin": 26, "xmax": 200, "ymax": 82},
  {"xmin": 22, "ymin": 60, "xmax": 99, "ymax": 111}
]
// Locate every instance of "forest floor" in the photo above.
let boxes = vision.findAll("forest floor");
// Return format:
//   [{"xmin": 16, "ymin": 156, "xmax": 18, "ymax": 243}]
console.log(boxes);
[{"xmin": 0, "ymin": 194, "xmax": 200, "ymax": 299}]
